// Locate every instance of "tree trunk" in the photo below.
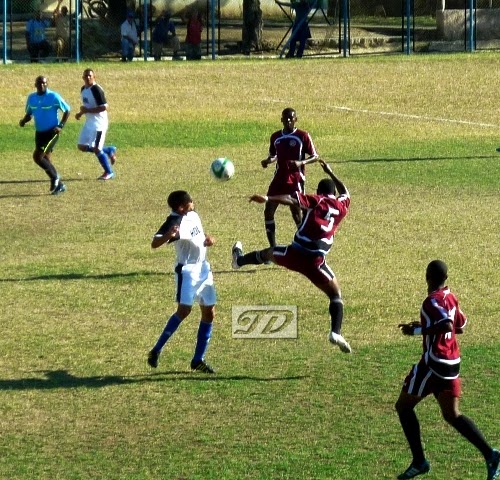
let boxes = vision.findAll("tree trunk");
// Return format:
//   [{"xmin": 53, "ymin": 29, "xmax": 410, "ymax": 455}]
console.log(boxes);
[{"xmin": 242, "ymin": 0, "xmax": 263, "ymax": 54}]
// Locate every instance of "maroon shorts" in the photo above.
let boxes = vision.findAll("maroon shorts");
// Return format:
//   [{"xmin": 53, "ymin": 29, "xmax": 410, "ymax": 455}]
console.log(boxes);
[
  {"xmin": 273, "ymin": 244, "xmax": 334, "ymax": 285},
  {"xmin": 267, "ymin": 175, "xmax": 304, "ymax": 197},
  {"xmin": 401, "ymin": 358, "xmax": 461, "ymax": 398}
]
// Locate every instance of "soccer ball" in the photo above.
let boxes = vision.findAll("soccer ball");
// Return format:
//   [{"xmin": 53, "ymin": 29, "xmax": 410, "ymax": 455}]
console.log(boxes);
[{"xmin": 210, "ymin": 157, "xmax": 235, "ymax": 181}]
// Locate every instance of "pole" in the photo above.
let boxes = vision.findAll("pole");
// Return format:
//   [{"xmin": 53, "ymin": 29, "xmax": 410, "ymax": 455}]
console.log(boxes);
[
  {"xmin": 2, "ymin": 0, "xmax": 7, "ymax": 63},
  {"xmin": 342, "ymin": 0, "xmax": 348, "ymax": 57},
  {"xmin": 211, "ymin": 0, "xmax": 216, "ymax": 59},
  {"xmin": 143, "ymin": 0, "xmax": 148, "ymax": 60},
  {"xmin": 75, "ymin": 0, "xmax": 80, "ymax": 62},
  {"xmin": 468, "ymin": 0, "xmax": 475, "ymax": 51},
  {"xmin": 405, "ymin": 0, "xmax": 411, "ymax": 54}
]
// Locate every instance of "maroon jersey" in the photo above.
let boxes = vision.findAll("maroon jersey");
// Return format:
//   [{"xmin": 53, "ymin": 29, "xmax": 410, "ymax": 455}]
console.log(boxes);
[
  {"xmin": 291, "ymin": 191, "xmax": 350, "ymax": 256},
  {"xmin": 420, "ymin": 287, "xmax": 468, "ymax": 380},
  {"xmin": 267, "ymin": 128, "xmax": 317, "ymax": 195}
]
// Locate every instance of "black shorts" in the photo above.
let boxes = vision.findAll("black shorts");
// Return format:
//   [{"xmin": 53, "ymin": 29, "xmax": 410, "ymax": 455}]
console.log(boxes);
[{"xmin": 35, "ymin": 128, "xmax": 59, "ymax": 154}]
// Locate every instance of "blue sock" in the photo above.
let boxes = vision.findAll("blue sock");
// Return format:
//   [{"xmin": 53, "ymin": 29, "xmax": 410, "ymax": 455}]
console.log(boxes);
[
  {"xmin": 103, "ymin": 146, "xmax": 116, "ymax": 156},
  {"xmin": 96, "ymin": 150, "xmax": 112, "ymax": 174},
  {"xmin": 152, "ymin": 313, "xmax": 183, "ymax": 353},
  {"xmin": 192, "ymin": 321, "xmax": 213, "ymax": 363}
]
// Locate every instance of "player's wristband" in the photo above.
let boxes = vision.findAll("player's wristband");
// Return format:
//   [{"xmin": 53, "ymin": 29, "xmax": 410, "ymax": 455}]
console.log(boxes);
[
  {"xmin": 413, "ymin": 327, "xmax": 422, "ymax": 335},
  {"xmin": 58, "ymin": 122, "xmax": 65, "ymax": 129}
]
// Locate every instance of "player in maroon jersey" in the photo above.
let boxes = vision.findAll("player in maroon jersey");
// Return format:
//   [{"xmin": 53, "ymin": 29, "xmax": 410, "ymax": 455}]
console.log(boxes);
[
  {"xmin": 231, "ymin": 160, "xmax": 352, "ymax": 353},
  {"xmin": 395, "ymin": 260, "xmax": 499, "ymax": 480},
  {"xmin": 260, "ymin": 107, "xmax": 319, "ymax": 247}
]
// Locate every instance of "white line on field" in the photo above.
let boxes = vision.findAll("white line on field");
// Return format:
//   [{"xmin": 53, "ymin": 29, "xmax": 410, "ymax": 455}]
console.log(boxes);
[{"xmin": 331, "ymin": 106, "xmax": 500, "ymax": 129}]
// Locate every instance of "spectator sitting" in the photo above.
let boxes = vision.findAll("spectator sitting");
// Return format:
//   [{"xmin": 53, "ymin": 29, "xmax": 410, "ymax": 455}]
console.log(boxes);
[
  {"xmin": 152, "ymin": 11, "xmax": 181, "ymax": 60},
  {"xmin": 53, "ymin": 0, "xmax": 70, "ymax": 60},
  {"xmin": 120, "ymin": 10, "xmax": 138, "ymax": 62},
  {"xmin": 184, "ymin": 9, "xmax": 203, "ymax": 60},
  {"xmin": 25, "ymin": 10, "xmax": 52, "ymax": 62}
]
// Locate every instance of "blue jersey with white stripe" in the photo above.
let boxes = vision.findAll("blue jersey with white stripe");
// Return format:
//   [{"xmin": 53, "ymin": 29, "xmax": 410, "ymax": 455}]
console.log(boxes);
[{"xmin": 25, "ymin": 88, "xmax": 70, "ymax": 132}]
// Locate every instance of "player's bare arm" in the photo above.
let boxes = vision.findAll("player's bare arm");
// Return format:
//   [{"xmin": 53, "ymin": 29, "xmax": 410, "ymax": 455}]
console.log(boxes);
[
  {"xmin": 151, "ymin": 225, "xmax": 179, "ymax": 249},
  {"xmin": 249, "ymin": 194, "xmax": 297, "ymax": 206},
  {"xmin": 319, "ymin": 160, "xmax": 349, "ymax": 197},
  {"xmin": 398, "ymin": 319, "xmax": 453, "ymax": 336},
  {"xmin": 294, "ymin": 154, "xmax": 319, "ymax": 168},
  {"xmin": 19, "ymin": 114, "xmax": 32, "ymax": 127},
  {"xmin": 261, "ymin": 156, "xmax": 277, "ymax": 168}
]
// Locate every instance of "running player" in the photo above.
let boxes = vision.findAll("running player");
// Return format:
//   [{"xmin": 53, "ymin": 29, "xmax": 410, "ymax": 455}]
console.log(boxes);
[
  {"xmin": 260, "ymin": 107, "xmax": 319, "ymax": 247},
  {"xmin": 147, "ymin": 190, "xmax": 217, "ymax": 373},
  {"xmin": 19, "ymin": 75, "xmax": 69, "ymax": 195},
  {"xmin": 395, "ymin": 260, "xmax": 500, "ymax": 480},
  {"xmin": 75, "ymin": 68, "xmax": 117, "ymax": 180},
  {"xmin": 232, "ymin": 160, "xmax": 352, "ymax": 353}
]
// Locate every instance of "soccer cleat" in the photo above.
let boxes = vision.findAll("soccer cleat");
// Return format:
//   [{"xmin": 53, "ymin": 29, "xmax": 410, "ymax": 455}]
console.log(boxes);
[
  {"xmin": 49, "ymin": 176, "xmax": 60, "ymax": 193},
  {"xmin": 147, "ymin": 350, "xmax": 159, "ymax": 368},
  {"xmin": 51, "ymin": 182, "xmax": 66, "ymax": 195},
  {"xmin": 397, "ymin": 461, "xmax": 430, "ymax": 479},
  {"xmin": 328, "ymin": 331, "xmax": 352, "ymax": 353},
  {"xmin": 97, "ymin": 172, "xmax": 115, "ymax": 181},
  {"xmin": 232, "ymin": 241, "xmax": 243, "ymax": 270},
  {"xmin": 496, "ymin": 147, "xmax": 500, "ymax": 153},
  {"xmin": 190, "ymin": 359, "xmax": 215, "ymax": 374},
  {"xmin": 108, "ymin": 146, "xmax": 117, "ymax": 165},
  {"xmin": 487, "ymin": 449, "xmax": 500, "ymax": 480}
]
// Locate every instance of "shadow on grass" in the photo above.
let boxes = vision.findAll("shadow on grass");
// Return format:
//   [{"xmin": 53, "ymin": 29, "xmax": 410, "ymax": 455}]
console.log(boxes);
[
  {"xmin": 342, "ymin": 154, "xmax": 498, "ymax": 164},
  {"xmin": 0, "ymin": 177, "xmax": 88, "ymax": 199},
  {"xmin": 0, "ymin": 269, "xmax": 261, "ymax": 282},
  {"xmin": 0, "ymin": 369, "xmax": 308, "ymax": 391}
]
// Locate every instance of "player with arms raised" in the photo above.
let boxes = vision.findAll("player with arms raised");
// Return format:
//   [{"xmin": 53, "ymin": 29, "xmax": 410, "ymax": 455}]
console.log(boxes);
[
  {"xmin": 260, "ymin": 107, "xmax": 319, "ymax": 247},
  {"xmin": 232, "ymin": 160, "xmax": 352, "ymax": 353},
  {"xmin": 395, "ymin": 260, "xmax": 499, "ymax": 480}
]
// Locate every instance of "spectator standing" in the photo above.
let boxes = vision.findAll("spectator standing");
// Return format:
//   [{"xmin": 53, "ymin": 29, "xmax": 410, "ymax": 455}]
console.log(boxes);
[
  {"xmin": 185, "ymin": 9, "xmax": 203, "ymax": 60},
  {"xmin": 276, "ymin": 0, "xmax": 312, "ymax": 58},
  {"xmin": 152, "ymin": 11, "xmax": 181, "ymax": 60},
  {"xmin": 52, "ymin": 0, "xmax": 70, "ymax": 60},
  {"xmin": 120, "ymin": 10, "xmax": 138, "ymax": 62},
  {"xmin": 25, "ymin": 11, "xmax": 52, "ymax": 62},
  {"xmin": 19, "ymin": 76, "xmax": 69, "ymax": 195}
]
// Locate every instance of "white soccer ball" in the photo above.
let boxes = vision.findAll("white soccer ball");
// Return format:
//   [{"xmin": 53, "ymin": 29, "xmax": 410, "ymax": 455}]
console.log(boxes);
[{"xmin": 210, "ymin": 157, "xmax": 235, "ymax": 181}]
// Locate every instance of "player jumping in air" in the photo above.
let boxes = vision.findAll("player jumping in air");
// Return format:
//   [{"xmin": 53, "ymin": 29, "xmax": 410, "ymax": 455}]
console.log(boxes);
[
  {"xmin": 260, "ymin": 107, "xmax": 319, "ymax": 247},
  {"xmin": 232, "ymin": 160, "xmax": 352, "ymax": 353},
  {"xmin": 396, "ymin": 260, "xmax": 499, "ymax": 480}
]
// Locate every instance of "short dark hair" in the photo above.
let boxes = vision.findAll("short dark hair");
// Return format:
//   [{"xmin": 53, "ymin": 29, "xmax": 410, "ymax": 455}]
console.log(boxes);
[
  {"xmin": 282, "ymin": 107, "xmax": 296, "ymax": 118},
  {"xmin": 426, "ymin": 260, "xmax": 448, "ymax": 284},
  {"xmin": 317, "ymin": 178, "xmax": 336, "ymax": 195},
  {"xmin": 167, "ymin": 190, "xmax": 192, "ymax": 211}
]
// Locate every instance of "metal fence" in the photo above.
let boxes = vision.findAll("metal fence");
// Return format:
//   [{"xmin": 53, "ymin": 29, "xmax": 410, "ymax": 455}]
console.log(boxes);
[{"xmin": 2, "ymin": 0, "xmax": 500, "ymax": 62}]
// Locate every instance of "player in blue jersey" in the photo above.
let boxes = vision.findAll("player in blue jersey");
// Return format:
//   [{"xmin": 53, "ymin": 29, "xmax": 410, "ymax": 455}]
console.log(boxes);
[
  {"xmin": 147, "ymin": 190, "xmax": 217, "ymax": 373},
  {"xmin": 19, "ymin": 75, "xmax": 70, "ymax": 195}
]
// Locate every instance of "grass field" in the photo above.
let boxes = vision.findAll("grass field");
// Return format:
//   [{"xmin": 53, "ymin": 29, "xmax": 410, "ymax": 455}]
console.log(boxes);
[{"xmin": 0, "ymin": 54, "xmax": 499, "ymax": 480}]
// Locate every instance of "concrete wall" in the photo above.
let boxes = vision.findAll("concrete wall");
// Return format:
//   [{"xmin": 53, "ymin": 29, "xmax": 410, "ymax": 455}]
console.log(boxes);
[{"xmin": 436, "ymin": 8, "xmax": 500, "ymax": 40}]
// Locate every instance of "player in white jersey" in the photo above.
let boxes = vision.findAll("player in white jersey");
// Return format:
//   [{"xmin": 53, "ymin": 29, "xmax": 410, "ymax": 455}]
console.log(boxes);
[
  {"xmin": 75, "ymin": 68, "xmax": 117, "ymax": 181},
  {"xmin": 147, "ymin": 190, "xmax": 217, "ymax": 373}
]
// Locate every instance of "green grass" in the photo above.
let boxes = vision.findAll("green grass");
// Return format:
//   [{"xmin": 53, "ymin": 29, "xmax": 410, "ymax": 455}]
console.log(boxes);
[{"xmin": 0, "ymin": 54, "xmax": 499, "ymax": 479}]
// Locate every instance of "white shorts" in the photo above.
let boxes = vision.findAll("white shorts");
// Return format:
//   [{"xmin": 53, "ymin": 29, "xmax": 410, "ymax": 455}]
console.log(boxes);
[
  {"xmin": 174, "ymin": 260, "xmax": 216, "ymax": 307},
  {"xmin": 78, "ymin": 121, "xmax": 107, "ymax": 151}
]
